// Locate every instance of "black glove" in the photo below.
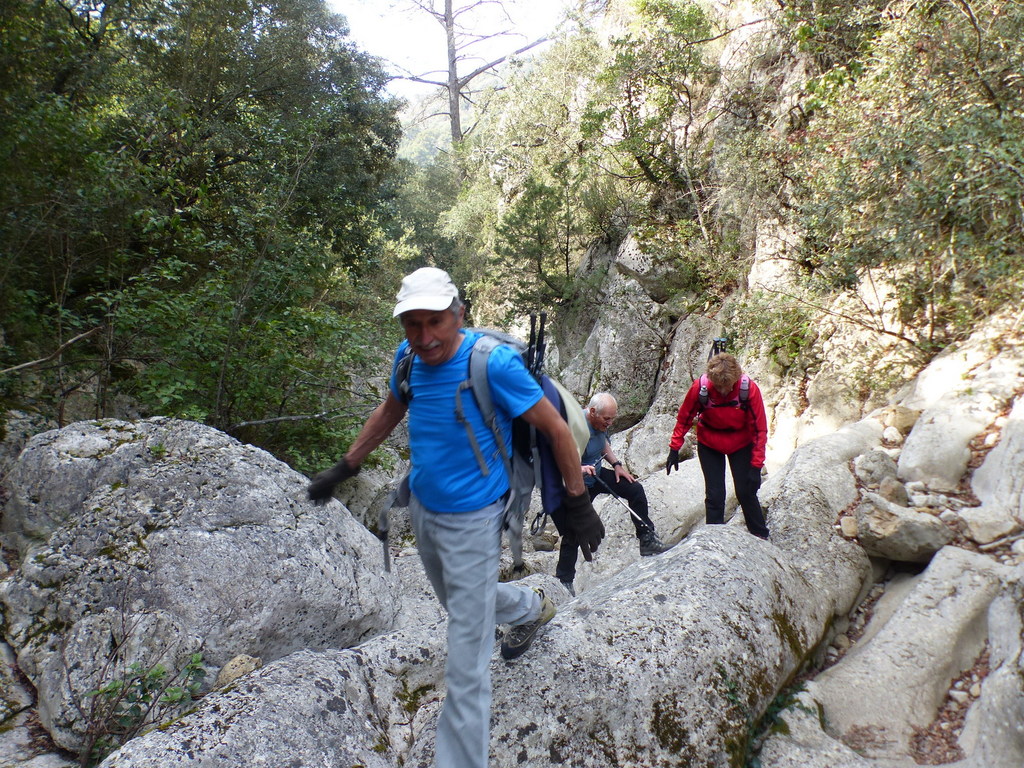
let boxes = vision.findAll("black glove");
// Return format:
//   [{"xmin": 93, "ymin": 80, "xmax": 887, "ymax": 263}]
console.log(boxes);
[
  {"xmin": 307, "ymin": 458, "xmax": 360, "ymax": 504},
  {"xmin": 563, "ymin": 491, "xmax": 604, "ymax": 561},
  {"xmin": 751, "ymin": 465, "xmax": 763, "ymax": 492},
  {"xmin": 665, "ymin": 448, "xmax": 680, "ymax": 475}
]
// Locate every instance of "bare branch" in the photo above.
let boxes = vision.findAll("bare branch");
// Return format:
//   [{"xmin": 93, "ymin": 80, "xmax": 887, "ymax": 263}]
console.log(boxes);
[
  {"xmin": 0, "ymin": 327, "xmax": 103, "ymax": 376},
  {"xmin": 457, "ymin": 36, "xmax": 548, "ymax": 88},
  {"xmin": 753, "ymin": 285, "xmax": 920, "ymax": 347},
  {"xmin": 232, "ymin": 409, "xmax": 351, "ymax": 429},
  {"xmin": 403, "ymin": 74, "xmax": 449, "ymax": 87}
]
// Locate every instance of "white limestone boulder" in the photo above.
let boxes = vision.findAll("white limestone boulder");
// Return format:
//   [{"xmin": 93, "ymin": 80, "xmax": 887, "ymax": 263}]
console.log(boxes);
[
  {"xmin": 969, "ymin": 394, "xmax": 1024, "ymax": 538},
  {"xmin": 98, "ymin": 528, "xmax": 834, "ymax": 768},
  {"xmin": 0, "ymin": 410, "xmax": 57, "ymax": 488},
  {"xmin": 758, "ymin": 419, "xmax": 882, "ymax": 618},
  {"xmin": 0, "ymin": 642, "xmax": 33, "ymax": 722},
  {"xmin": 802, "ymin": 547, "xmax": 1010, "ymax": 760},
  {"xmin": 556, "ymin": 238, "xmax": 668, "ymax": 427},
  {"xmin": 0, "ymin": 418, "xmax": 398, "ymax": 751},
  {"xmin": 760, "ymin": 555, "xmax": 1024, "ymax": 768},
  {"xmin": 0, "ymin": 711, "xmax": 77, "ymax": 768},
  {"xmin": 855, "ymin": 492, "xmax": 954, "ymax": 563},
  {"xmin": 94, "ymin": 414, "xmax": 885, "ymax": 768},
  {"xmin": 853, "ymin": 449, "xmax": 899, "ymax": 488},
  {"xmin": 613, "ymin": 310, "xmax": 719, "ymax": 477},
  {"xmin": 897, "ymin": 312, "xmax": 1024, "ymax": 491}
]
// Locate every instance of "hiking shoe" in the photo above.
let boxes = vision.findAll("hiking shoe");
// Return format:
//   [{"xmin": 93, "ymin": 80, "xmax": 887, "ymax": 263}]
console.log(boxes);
[
  {"xmin": 500, "ymin": 590, "xmax": 556, "ymax": 661},
  {"xmin": 638, "ymin": 528, "xmax": 667, "ymax": 556},
  {"xmin": 560, "ymin": 580, "xmax": 575, "ymax": 597}
]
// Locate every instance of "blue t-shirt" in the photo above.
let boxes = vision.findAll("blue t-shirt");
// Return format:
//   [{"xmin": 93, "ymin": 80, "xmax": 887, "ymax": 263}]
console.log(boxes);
[
  {"xmin": 389, "ymin": 331, "xmax": 544, "ymax": 512},
  {"xmin": 580, "ymin": 413, "xmax": 607, "ymax": 488}
]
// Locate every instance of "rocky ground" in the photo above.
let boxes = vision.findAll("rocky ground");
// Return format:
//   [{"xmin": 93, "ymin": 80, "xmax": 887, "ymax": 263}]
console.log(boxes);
[{"xmin": 820, "ymin": 408, "xmax": 1019, "ymax": 766}]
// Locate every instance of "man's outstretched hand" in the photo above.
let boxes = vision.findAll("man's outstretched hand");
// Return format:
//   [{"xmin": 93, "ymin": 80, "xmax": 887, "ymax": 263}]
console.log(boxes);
[{"xmin": 307, "ymin": 458, "xmax": 360, "ymax": 504}]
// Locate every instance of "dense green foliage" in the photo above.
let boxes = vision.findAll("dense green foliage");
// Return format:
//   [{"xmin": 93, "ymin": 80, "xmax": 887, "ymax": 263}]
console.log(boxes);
[
  {"xmin": 439, "ymin": 30, "xmax": 641, "ymax": 318},
  {"xmin": 433, "ymin": 0, "xmax": 1024, "ymax": 361},
  {"xmin": 790, "ymin": 0, "xmax": 1024, "ymax": 351},
  {"xmin": 0, "ymin": 0, "xmax": 404, "ymax": 470},
  {"xmin": 4, "ymin": 0, "xmax": 1023, "ymax": 464},
  {"xmin": 439, "ymin": 0, "xmax": 754, "ymax": 323}
]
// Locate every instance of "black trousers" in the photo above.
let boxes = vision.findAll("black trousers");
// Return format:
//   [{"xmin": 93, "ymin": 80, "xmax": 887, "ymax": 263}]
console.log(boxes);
[
  {"xmin": 550, "ymin": 467, "xmax": 653, "ymax": 583},
  {"xmin": 697, "ymin": 442, "xmax": 769, "ymax": 538}
]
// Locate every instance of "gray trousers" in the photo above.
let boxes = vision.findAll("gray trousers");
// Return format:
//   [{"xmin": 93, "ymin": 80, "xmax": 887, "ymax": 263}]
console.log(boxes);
[{"xmin": 410, "ymin": 493, "xmax": 540, "ymax": 768}]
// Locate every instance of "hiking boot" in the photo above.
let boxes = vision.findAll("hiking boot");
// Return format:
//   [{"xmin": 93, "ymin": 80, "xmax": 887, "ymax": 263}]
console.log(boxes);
[
  {"xmin": 638, "ymin": 528, "xmax": 667, "ymax": 556},
  {"xmin": 500, "ymin": 590, "xmax": 556, "ymax": 661},
  {"xmin": 560, "ymin": 580, "xmax": 575, "ymax": 597}
]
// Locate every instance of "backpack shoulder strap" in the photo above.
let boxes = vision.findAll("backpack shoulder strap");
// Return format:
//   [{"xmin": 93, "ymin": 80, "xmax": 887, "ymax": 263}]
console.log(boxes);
[
  {"xmin": 454, "ymin": 335, "xmax": 512, "ymax": 477},
  {"xmin": 395, "ymin": 347, "xmax": 414, "ymax": 405},
  {"xmin": 739, "ymin": 374, "xmax": 751, "ymax": 408}
]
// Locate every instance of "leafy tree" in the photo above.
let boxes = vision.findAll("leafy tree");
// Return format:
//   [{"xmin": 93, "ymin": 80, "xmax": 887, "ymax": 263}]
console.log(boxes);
[
  {"xmin": 583, "ymin": 0, "xmax": 717, "ymax": 219},
  {"xmin": 0, "ymin": 0, "xmax": 404, "ymax": 470},
  {"xmin": 438, "ymin": 30, "xmax": 628, "ymax": 318},
  {"xmin": 790, "ymin": 0, "xmax": 1024, "ymax": 352}
]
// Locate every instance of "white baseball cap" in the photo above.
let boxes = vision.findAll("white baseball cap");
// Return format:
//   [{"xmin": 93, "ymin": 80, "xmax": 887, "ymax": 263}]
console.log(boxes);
[{"xmin": 393, "ymin": 267, "xmax": 460, "ymax": 317}]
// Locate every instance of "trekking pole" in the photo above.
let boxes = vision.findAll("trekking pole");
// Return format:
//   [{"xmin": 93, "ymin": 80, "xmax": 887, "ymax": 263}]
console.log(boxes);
[
  {"xmin": 592, "ymin": 473, "xmax": 655, "ymax": 531},
  {"xmin": 376, "ymin": 501, "xmax": 392, "ymax": 573},
  {"xmin": 532, "ymin": 311, "xmax": 540, "ymax": 374},
  {"xmin": 534, "ymin": 311, "xmax": 546, "ymax": 378}
]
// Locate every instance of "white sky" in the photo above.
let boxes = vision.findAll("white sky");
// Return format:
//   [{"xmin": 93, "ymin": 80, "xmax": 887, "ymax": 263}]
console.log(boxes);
[{"xmin": 329, "ymin": 0, "xmax": 574, "ymax": 99}]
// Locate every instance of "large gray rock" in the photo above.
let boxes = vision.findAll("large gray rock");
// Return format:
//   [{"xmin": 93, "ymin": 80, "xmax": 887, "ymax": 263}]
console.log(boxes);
[
  {"xmin": 951, "ymin": 581, "xmax": 1024, "ymax": 768},
  {"xmin": 0, "ymin": 410, "xmax": 56, "ymax": 488},
  {"xmin": 855, "ymin": 492, "xmax": 954, "ymax": 563},
  {"xmin": 0, "ymin": 418, "xmax": 398, "ymax": 751},
  {"xmin": 760, "ymin": 554, "xmax": 1024, "ymax": 768},
  {"xmin": 0, "ymin": 643, "xmax": 33, "ymax": 723},
  {"xmin": 93, "ymin": 413, "xmax": 884, "ymax": 768},
  {"xmin": 557, "ymin": 237, "xmax": 668, "ymax": 426},
  {"xmin": 758, "ymin": 419, "xmax": 882, "ymax": 619},
  {"xmin": 854, "ymin": 449, "xmax": 899, "ymax": 488},
  {"xmin": 757, "ymin": 690, "xmax": 887, "ymax": 768},
  {"xmin": 898, "ymin": 404, "xmax": 995, "ymax": 492},
  {"xmin": 613, "ymin": 308, "xmax": 720, "ymax": 478},
  {"xmin": 98, "ymin": 528, "xmax": 833, "ymax": 768},
  {"xmin": 98, "ymin": 618, "xmax": 454, "ymax": 768},
  {"xmin": 803, "ymin": 547, "xmax": 1010, "ymax": 760},
  {"xmin": 971, "ymin": 394, "xmax": 1024, "ymax": 528},
  {"xmin": 0, "ymin": 711, "xmax": 77, "ymax": 768},
  {"xmin": 897, "ymin": 311, "xmax": 1024, "ymax": 491}
]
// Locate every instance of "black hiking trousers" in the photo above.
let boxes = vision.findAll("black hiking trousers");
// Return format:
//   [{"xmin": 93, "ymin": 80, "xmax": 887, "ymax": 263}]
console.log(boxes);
[
  {"xmin": 697, "ymin": 442, "xmax": 769, "ymax": 539},
  {"xmin": 551, "ymin": 467, "xmax": 653, "ymax": 583}
]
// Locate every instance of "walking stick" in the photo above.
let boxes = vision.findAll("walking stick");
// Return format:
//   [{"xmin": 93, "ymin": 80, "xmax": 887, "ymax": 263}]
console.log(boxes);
[{"xmin": 592, "ymin": 473, "xmax": 655, "ymax": 531}]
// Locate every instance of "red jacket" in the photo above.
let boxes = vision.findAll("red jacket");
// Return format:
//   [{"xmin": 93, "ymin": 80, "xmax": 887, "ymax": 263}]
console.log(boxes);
[{"xmin": 670, "ymin": 376, "xmax": 768, "ymax": 467}]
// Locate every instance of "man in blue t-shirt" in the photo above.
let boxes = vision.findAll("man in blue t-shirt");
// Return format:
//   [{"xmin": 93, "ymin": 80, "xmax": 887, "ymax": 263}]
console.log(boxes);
[
  {"xmin": 551, "ymin": 393, "xmax": 666, "ymax": 594},
  {"xmin": 307, "ymin": 267, "xmax": 604, "ymax": 768}
]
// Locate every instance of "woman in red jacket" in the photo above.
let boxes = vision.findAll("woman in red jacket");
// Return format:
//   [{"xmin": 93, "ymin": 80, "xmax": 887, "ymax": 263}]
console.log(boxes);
[{"xmin": 665, "ymin": 353, "xmax": 770, "ymax": 539}]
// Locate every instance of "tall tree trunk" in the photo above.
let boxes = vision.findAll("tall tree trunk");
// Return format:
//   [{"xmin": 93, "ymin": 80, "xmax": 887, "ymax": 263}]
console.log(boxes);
[{"xmin": 445, "ymin": 0, "xmax": 462, "ymax": 143}]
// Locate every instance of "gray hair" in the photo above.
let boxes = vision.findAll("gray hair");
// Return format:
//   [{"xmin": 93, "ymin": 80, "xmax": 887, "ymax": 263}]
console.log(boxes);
[{"xmin": 587, "ymin": 392, "xmax": 617, "ymax": 413}]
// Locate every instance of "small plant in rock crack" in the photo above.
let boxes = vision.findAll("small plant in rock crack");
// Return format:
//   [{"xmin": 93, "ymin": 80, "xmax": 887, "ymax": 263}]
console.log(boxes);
[{"xmin": 80, "ymin": 652, "xmax": 205, "ymax": 766}]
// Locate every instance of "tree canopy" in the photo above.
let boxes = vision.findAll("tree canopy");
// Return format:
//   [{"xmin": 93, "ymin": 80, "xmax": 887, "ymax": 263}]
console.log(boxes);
[
  {"xmin": 0, "ymin": 0, "xmax": 405, "ymax": 471},
  {"xmin": 3, "ymin": 0, "xmax": 1023, "ymax": 471}
]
